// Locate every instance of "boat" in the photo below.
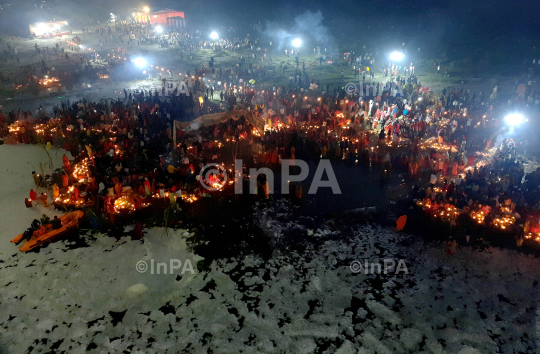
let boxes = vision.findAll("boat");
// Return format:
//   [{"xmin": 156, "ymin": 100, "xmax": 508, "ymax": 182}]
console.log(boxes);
[{"xmin": 11, "ymin": 211, "xmax": 85, "ymax": 252}]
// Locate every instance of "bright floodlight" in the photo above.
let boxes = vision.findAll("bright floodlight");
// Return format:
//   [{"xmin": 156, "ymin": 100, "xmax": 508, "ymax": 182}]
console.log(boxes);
[
  {"xmin": 210, "ymin": 31, "xmax": 218, "ymax": 40},
  {"xmin": 505, "ymin": 113, "xmax": 524, "ymax": 126},
  {"xmin": 292, "ymin": 38, "xmax": 302, "ymax": 47},
  {"xmin": 155, "ymin": 26, "xmax": 163, "ymax": 33},
  {"xmin": 133, "ymin": 57, "xmax": 147, "ymax": 68},
  {"xmin": 143, "ymin": 6, "xmax": 150, "ymax": 13},
  {"xmin": 390, "ymin": 51, "xmax": 404, "ymax": 61}
]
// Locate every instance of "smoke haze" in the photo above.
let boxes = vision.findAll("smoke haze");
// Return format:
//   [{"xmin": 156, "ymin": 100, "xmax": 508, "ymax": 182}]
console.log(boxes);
[{"xmin": 259, "ymin": 10, "xmax": 335, "ymax": 51}]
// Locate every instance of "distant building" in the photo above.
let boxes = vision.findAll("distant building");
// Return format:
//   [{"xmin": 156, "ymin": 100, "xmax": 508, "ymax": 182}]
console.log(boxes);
[
  {"xmin": 167, "ymin": 17, "xmax": 186, "ymax": 30},
  {"xmin": 134, "ymin": 9, "xmax": 185, "ymax": 28}
]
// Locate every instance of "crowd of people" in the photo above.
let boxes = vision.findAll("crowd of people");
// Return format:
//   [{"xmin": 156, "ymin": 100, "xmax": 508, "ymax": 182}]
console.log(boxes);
[
  {"xmin": 1, "ymin": 23, "xmax": 540, "ymax": 247},
  {"xmin": 1, "ymin": 71, "xmax": 540, "ymax": 244}
]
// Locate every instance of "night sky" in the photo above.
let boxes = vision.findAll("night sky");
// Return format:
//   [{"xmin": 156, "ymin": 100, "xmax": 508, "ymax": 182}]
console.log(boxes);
[{"xmin": 1, "ymin": 0, "xmax": 539, "ymax": 61}]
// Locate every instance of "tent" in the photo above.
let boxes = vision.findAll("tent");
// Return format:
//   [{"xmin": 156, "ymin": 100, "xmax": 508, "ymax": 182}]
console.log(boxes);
[{"xmin": 173, "ymin": 110, "xmax": 265, "ymax": 144}]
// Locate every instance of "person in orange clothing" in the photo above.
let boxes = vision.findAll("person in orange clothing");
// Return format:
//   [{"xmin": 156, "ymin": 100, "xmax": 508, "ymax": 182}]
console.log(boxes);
[
  {"xmin": 452, "ymin": 161, "xmax": 459, "ymax": 175},
  {"xmin": 39, "ymin": 193, "xmax": 48, "ymax": 207},
  {"xmin": 133, "ymin": 196, "xmax": 142, "ymax": 211},
  {"xmin": 72, "ymin": 185, "xmax": 80, "ymax": 201},
  {"xmin": 138, "ymin": 184, "xmax": 146, "ymax": 197},
  {"xmin": 271, "ymin": 148, "xmax": 278, "ymax": 165},
  {"xmin": 115, "ymin": 181, "xmax": 123, "ymax": 197},
  {"xmin": 62, "ymin": 154, "xmax": 70, "ymax": 171}
]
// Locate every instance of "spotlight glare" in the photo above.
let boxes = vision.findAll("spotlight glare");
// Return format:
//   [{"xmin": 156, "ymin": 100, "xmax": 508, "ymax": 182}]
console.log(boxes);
[
  {"xmin": 292, "ymin": 38, "xmax": 302, "ymax": 47},
  {"xmin": 390, "ymin": 51, "xmax": 404, "ymax": 61},
  {"xmin": 155, "ymin": 26, "xmax": 163, "ymax": 33},
  {"xmin": 133, "ymin": 57, "xmax": 147, "ymax": 68},
  {"xmin": 210, "ymin": 31, "xmax": 218, "ymax": 40},
  {"xmin": 504, "ymin": 113, "xmax": 524, "ymax": 126}
]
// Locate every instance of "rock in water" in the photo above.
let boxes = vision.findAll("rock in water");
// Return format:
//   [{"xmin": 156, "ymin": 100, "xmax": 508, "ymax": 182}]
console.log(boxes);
[{"xmin": 126, "ymin": 283, "xmax": 148, "ymax": 297}]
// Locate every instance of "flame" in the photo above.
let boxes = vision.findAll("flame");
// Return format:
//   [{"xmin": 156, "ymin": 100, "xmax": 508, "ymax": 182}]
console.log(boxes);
[
  {"xmin": 114, "ymin": 196, "xmax": 135, "ymax": 212},
  {"xmin": 39, "ymin": 77, "xmax": 59, "ymax": 85},
  {"xmin": 72, "ymin": 158, "xmax": 89, "ymax": 182}
]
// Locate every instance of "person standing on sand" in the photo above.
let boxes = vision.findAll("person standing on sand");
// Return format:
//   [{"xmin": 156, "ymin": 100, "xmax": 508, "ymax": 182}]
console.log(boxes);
[{"xmin": 449, "ymin": 239, "xmax": 457, "ymax": 255}]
